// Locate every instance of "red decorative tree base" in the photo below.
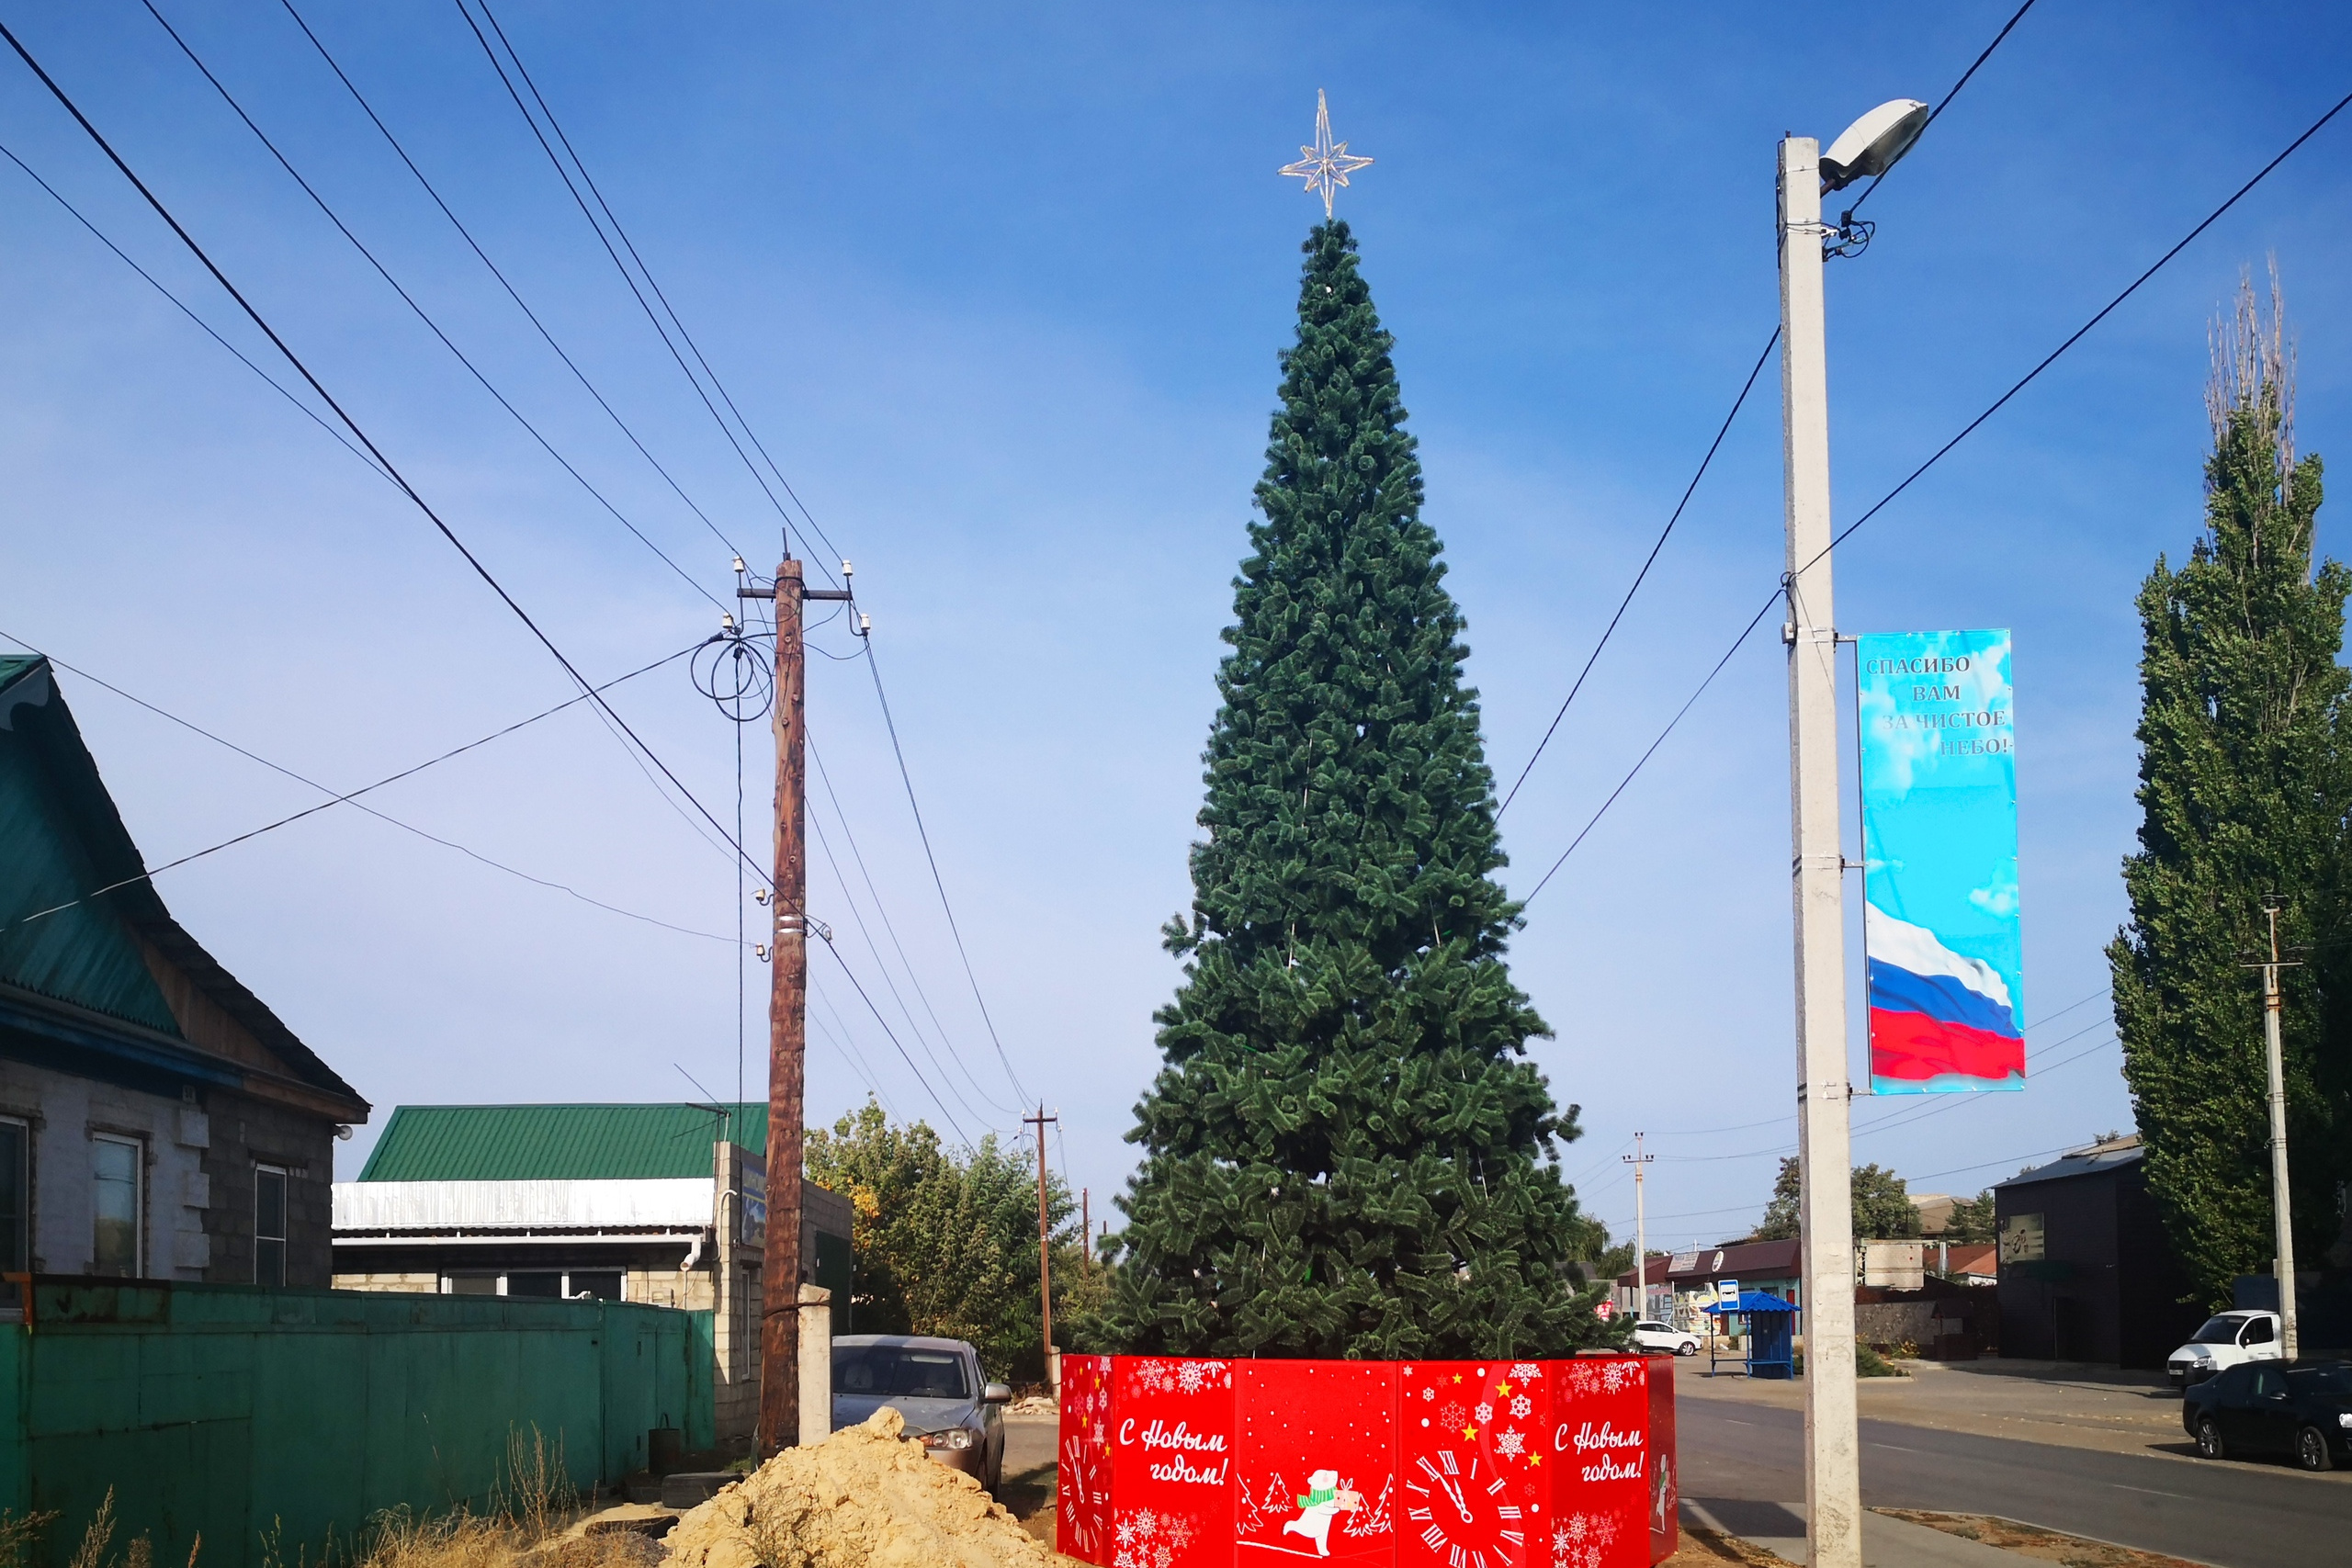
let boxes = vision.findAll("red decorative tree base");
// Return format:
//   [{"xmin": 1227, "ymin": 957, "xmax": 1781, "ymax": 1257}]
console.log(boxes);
[{"xmin": 1057, "ymin": 1354, "xmax": 1676, "ymax": 1568}]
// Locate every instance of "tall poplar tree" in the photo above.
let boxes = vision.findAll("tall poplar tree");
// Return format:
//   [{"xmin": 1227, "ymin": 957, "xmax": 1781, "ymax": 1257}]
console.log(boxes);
[
  {"xmin": 1103, "ymin": 221, "xmax": 1613, "ymax": 1359},
  {"xmin": 2109, "ymin": 271, "xmax": 2348, "ymax": 1309}
]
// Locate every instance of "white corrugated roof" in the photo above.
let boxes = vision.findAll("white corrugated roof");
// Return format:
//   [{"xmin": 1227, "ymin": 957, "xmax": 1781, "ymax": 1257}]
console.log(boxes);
[{"xmin": 334, "ymin": 1178, "xmax": 711, "ymax": 1232}]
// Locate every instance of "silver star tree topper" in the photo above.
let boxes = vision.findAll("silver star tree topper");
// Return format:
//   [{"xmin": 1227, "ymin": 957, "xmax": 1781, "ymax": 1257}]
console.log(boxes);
[{"xmin": 1278, "ymin": 89, "xmax": 1373, "ymax": 219}]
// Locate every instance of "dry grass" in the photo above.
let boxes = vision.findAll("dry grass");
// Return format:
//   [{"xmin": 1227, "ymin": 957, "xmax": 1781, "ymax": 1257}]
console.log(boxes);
[
  {"xmin": 1877, "ymin": 1509, "xmax": 2206, "ymax": 1568},
  {"xmin": 1659, "ymin": 1526, "xmax": 1794, "ymax": 1565},
  {"xmin": 49, "ymin": 1431, "xmax": 653, "ymax": 1568}
]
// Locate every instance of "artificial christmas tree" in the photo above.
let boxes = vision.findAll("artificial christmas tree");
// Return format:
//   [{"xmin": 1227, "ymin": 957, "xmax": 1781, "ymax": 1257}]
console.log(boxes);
[{"xmin": 1104, "ymin": 220, "xmax": 1614, "ymax": 1359}]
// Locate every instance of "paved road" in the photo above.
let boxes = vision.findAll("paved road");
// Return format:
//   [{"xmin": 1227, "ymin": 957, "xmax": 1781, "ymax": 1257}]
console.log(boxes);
[{"xmin": 1679, "ymin": 1386, "xmax": 2352, "ymax": 1568}]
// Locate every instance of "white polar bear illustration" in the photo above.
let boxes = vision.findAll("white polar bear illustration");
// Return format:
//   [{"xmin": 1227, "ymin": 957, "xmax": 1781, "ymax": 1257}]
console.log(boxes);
[{"xmin": 1282, "ymin": 1470, "xmax": 1363, "ymax": 1557}]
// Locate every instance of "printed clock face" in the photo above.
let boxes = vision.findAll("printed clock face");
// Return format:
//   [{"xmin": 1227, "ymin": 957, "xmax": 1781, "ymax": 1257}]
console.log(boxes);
[{"xmin": 1405, "ymin": 1448, "xmax": 1525, "ymax": 1568}]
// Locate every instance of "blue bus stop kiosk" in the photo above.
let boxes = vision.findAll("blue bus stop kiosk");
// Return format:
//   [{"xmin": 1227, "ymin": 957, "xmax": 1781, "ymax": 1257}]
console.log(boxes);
[{"xmin": 1703, "ymin": 1290, "xmax": 1797, "ymax": 1379}]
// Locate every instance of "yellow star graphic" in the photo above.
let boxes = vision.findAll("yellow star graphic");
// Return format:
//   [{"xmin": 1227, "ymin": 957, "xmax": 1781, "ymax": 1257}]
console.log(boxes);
[
  {"xmin": 1496, "ymin": 1382, "xmax": 1510, "ymax": 1396},
  {"xmin": 1528, "ymin": 1454, "xmax": 1543, "ymax": 1467},
  {"xmin": 1452, "ymin": 1373, "xmax": 1463, "ymax": 1383},
  {"xmin": 1462, "ymin": 1425, "xmax": 1477, "ymax": 1439}
]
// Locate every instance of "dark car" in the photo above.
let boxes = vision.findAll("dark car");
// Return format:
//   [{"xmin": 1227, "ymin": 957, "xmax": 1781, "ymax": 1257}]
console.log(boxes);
[
  {"xmin": 831, "ymin": 1334, "xmax": 1012, "ymax": 1490},
  {"xmin": 2183, "ymin": 1359, "xmax": 2352, "ymax": 1471}
]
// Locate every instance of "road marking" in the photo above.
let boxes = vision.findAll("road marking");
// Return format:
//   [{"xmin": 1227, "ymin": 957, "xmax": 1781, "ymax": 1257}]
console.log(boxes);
[
  {"xmin": 1871, "ymin": 1443, "xmax": 1927, "ymax": 1453},
  {"xmin": 2111, "ymin": 1484, "xmax": 2188, "ymax": 1499}
]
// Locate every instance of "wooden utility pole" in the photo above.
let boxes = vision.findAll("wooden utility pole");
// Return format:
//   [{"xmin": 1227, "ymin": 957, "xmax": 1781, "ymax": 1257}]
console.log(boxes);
[
  {"xmin": 744, "ymin": 557, "xmax": 852, "ymax": 1457},
  {"xmin": 1081, "ymin": 1188, "xmax": 1091, "ymax": 1272},
  {"xmin": 1024, "ymin": 1105, "xmax": 1058, "ymax": 1388}
]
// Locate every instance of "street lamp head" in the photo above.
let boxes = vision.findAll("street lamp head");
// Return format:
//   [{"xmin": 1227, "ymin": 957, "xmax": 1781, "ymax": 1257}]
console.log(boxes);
[{"xmin": 1819, "ymin": 99, "xmax": 1929, "ymax": 190}]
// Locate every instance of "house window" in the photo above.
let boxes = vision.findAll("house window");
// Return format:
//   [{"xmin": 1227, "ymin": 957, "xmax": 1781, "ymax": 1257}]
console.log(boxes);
[
  {"xmin": 567, "ymin": 1270, "xmax": 622, "ymax": 1301},
  {"xmin": 254, "ymin": 1166, "xmax": 288, "ymax": 1287},
  {"xmin": 0, "ymin": 1121, "xmax": 26, "ymax": 1273},
  {"xmin": 92, "ymin": 1134, "xmax": 141, "ymax": 1277}
]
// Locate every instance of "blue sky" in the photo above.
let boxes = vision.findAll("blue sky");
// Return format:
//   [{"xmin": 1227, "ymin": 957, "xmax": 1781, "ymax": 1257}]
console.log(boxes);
[{"xmin": 4, "ymin": 1, "xmax": 2348, "ymax": 1250}]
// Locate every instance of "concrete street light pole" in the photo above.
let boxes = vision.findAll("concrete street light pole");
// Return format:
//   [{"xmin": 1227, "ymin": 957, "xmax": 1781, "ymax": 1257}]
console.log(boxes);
[
  {"xmin": 1778, "ymin": 133, "xmax": 1862, "ymax": 1568},
  {"xmin": 2260, "ymin": 899, "xmax": 2299, "ymax": 1359}
]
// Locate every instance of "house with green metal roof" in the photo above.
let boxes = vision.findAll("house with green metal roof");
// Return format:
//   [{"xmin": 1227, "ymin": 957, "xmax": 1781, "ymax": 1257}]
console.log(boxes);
[
  {"xmin": 333, "ymin": 1100, "xmax": 851, "ymax": 1441},
  {"xmin": 0, "ymin": 655, "xmax": 369, "ymax": 1287}
]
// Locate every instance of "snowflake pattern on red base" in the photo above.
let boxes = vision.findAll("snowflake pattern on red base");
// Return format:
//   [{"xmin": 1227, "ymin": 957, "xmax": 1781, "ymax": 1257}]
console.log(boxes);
[{"xmin": 1057, "ymin": 1357, "xmax": 1668, "ymax": 1568}]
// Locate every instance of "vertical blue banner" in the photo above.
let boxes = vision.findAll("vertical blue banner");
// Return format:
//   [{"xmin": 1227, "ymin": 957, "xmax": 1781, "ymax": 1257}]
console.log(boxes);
[{"xmin": 1857, "ymin": 630, "xmax": 2022, "ymax": 1093}]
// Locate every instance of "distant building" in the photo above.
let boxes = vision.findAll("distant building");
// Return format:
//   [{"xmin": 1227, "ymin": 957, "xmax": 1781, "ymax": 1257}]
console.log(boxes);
[
  {"xmin": 332, "ymin": 1101, "xmax": 852, "ymax": 1440},
  {"xmin": 1993, "ymin": 1135, "xmax": 2203, "ymax": 1368},
  {"xmin": 1621, "ymin": 1238, "xmax": 1804, "ymax": 1332},
  {"xmin": 0, "ymin": 656, "xmax": 368, "ymax": 1286},
  {"xmin": 1909, "ymin": 1192, "xmax": 1958, "ymax": 1236},
  {"xmin": 1930, "ymin": 1241, "xmax": 1996, "ymax": 1286}
]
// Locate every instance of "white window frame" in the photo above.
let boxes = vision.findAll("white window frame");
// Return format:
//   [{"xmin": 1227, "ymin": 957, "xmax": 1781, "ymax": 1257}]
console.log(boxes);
[
  {"xmin": 254, "ymin": 1163, "xmax": 289, "ymax": 1287},
  {"xmin": 0, "ymin": 1117, "xmax": 28, "ymax": 1276},
  {"xmin": 91, "ymin": 1132, "xmax": 143, "ymax": 1278}
]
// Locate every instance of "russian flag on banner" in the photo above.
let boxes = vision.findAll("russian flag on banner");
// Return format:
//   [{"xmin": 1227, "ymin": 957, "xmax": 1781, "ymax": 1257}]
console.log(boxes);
[
  {"xmin": 1865, "ymin": 907, "xmax": 2023, "ymax": 1084},
  {"xmin": 1856, "ymin": 629, "xmax": 2022, "ymax": 1092}
]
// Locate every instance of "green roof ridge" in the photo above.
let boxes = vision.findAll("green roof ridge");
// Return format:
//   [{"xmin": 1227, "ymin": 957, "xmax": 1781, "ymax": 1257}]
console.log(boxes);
[{"xmin": 357, "ymin": 1101, "xmax": 771, "ymax": 1182}]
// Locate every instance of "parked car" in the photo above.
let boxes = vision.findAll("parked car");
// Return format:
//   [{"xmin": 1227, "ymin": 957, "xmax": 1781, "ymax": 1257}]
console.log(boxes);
[
  {"xmin": 2166, "ymin": 1310, "xmax": 2284, "ymax": 1387},
  {"xmin": 831, "ymin": 1334, "xmax": 1012, "ymax": 1490},
  {"xmin": 1632, "ymin": 1319, "xmax": 1701, "ymax": 1357},
  {"xmin": 2184, "ymin": 1360, "xmax": 2352, "ymax": 1471}
]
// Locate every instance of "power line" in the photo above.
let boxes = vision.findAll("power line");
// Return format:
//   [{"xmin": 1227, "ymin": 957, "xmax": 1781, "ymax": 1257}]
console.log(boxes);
[
  {"xmin": 0, "ymin": 18, "xmax": 978, "ymax": 1144},
  {"xmin": 1810, "ymin": 83, "xmax": 2352, "ymax": 572},
  {"xmin": 1520, "ymin": 593, "xmax": 1779, "ymax": 906},
  {"xmin": 469, "ymin": 0, "xmax": 846, "ymax": 573},
  {"xmin": 1498, "ymin": 2, "xmax": 2040, "ymax": 821},
  {"xmin": 808, "ymin": 804, "xmax": 1001, "ymax": 1133},
  {"xmin": 0, "ymin": 634, "xmax": 723, "ymax": 940},
  {"xmin": 138, "ymin": 0, "xmax": 726, "ymax": 614},
  {"xmin": 275, "ymin": 0, "xmax": 748, "ymax": 566},
  {"xmin": 862, "ymin": 637, "xmax": 1033, "ymax": 1107},
  {"xmin": 1839, "ymin": 0, "xmax": 2041, "ymax": 222},
  {"xmin": 0, "ymin": 137, "xmax": 391, "ymax": 485},
  {"xmin": 1498, "ymin": 328, "xmax": 1779, "ymax": 818},
  {"xmin": 809, "ymin": 734, "xmax": 1018, "ymax": 1118},
  {"xmin": 449, "ymin": 0, "xmax": 836, "ymax": 582},
  {"xmin": 1521, "ymin": 85, "xmax": 2352, "ymax": 905}
]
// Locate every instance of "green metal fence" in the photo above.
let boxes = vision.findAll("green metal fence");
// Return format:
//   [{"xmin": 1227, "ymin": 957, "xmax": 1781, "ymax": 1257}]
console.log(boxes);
[{"xmin": 0, "ymin": 1280, "xmax": 715, "ymax": 1568}]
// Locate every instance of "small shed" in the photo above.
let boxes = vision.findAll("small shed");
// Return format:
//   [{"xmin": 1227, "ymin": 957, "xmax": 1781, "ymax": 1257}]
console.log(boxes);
[
  {"xmin": 1993, "ymin": 1135, "xmax": 2203, "ymax": 1368},
  {"xmin": 1704, "ymin": 1290, "xmax": 1797, "ymax": 1378}
]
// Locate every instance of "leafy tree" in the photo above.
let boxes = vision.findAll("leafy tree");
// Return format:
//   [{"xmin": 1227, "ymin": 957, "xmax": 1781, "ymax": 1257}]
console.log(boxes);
[
  {"xmin": 1942, "ymin": 1190, "xmax": 1997, "ymax": 1246},
  {"xmin": 805, "ymin": 1101, "xmax": 1080, "ymax": 1381},
  {"xmin": 1103, "ymin": 220, "xmax": 1616, "ymax": 1359},
  {"xmin": 1750, "ymin": 1157, "xmax": 1922, "ymax": 1241},
  {"xmin": 1853, "ymin": 1164, "xmax": 1922, "ymax": 1241},
  {"xmin": 2109, "ymin": 270, "xmax": 2348, "ymax": 1310},
  {"xmin": 1752, "ymin": 1157, "xmax": 1804, "ymax": 1242}
]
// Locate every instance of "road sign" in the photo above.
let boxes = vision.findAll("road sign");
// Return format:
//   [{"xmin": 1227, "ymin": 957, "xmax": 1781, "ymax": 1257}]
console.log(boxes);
[{"xmin": 1716, "ymin": 1279, "xmax": 1741, "ymax": 1308}]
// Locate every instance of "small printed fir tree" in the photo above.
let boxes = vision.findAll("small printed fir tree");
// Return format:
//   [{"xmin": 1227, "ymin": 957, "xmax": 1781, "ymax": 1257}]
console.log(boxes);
[
  {"xmin": 2109, "ymin": 268, "xmax": 2348, "ymax": 1309},
  {"xmin": 1104, "ymin": 220, "xmax": 1615, "ymax": 1359}
]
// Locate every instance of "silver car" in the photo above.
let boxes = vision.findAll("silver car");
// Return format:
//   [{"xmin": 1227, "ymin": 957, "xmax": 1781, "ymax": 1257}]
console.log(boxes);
[{"xmin": 831, "ymin": 1334, "xmax": 1012, "ymax": 1490}]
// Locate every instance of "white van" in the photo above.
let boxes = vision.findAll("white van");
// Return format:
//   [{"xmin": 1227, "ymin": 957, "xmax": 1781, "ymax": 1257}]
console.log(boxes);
[{"xmin": 2166, "ymin": 1310, "xmax": 2284, "ymax": 1388}]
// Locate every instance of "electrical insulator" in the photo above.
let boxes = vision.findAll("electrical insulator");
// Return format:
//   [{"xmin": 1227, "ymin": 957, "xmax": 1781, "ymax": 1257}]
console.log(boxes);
[
  {"xmin": 842, "ymin": 558, "xmax": 854, "ymax": 580},
  {"xmin": 753, "ymin": 888, "xmax": 770, "ymax": 905},
  {"xmin": 858, "ymin": 612, "xmax": 872, "ymax": 637},
  {"xmin": 753, "ymin": 943, "xmax": 770, "ymax": 962}
]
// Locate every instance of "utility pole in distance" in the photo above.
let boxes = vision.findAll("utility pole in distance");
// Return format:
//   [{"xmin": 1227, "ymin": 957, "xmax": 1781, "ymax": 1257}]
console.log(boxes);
[
  {"xmin": 1081, "ymin": 1188, "xmax": 1091, "ymax": 1273},
  {"xmin": 1623, "ymin": 1134, "xmax": 1654, "ymax": 1319},
  {"xmin": 2256, "ymin": 897, "xmax": 2301, "ymax": 1359},
  {"xmin": 1779, "ymin": 131, "xmax": 1861, "ymax": 1568},
  {"xmin": 741, "ymin": 557, "xmax": 853, "ymax": 1457},
  {"xmin": 1025, "ymin": 1104, "xmax": 1058, "ymax": 1392}
]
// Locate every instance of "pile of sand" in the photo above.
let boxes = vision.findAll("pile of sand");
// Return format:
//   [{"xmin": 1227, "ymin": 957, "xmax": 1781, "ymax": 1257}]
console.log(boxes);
[{"xmin": 661, "ymin": 1409, "xmax": 1057, "ymax": 1568}]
